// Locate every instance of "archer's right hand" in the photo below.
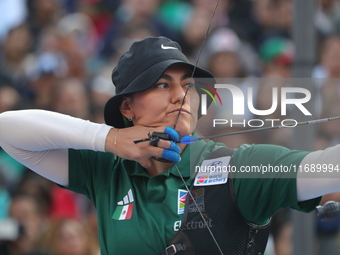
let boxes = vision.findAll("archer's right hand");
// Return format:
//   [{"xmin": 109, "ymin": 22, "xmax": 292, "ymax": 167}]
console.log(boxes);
[{"xmin": 105, "ymin": 125, "xmax": 181, "ymax": 168}]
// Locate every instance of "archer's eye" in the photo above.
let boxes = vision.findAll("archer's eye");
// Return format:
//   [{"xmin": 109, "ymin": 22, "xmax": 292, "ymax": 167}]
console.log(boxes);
[
  {"xmin": 154, "ymin": 83, "xmax": 168, "ymax": 89},
  {"xmin": 185, "ymin": 82, "xmax": 195, "ymax": 88}
]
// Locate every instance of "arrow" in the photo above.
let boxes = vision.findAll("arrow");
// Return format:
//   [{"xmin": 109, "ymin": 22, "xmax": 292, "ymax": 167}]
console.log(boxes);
[{"xmin": 180, "ymin": 116, "xmax": 340, "ymax": 144}]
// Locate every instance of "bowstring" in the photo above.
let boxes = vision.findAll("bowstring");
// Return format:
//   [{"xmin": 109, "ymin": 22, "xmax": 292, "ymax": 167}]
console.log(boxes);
[
  {"xmin": 172, "ymin": 1, "xmax": 223, "ymax": 254},
  {"xmin": 173, "ymin": 0, "xmax": 221, "ymax": 129},
  {"xmin": 174, "ymin": 164, "xmax": 224, "ymax": 254}
]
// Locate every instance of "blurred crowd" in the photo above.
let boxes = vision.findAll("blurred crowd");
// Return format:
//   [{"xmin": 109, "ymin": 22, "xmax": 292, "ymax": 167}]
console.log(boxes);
[{"xmin": 1, "ymin": 0, "xmax": 340, "ymax": 254}]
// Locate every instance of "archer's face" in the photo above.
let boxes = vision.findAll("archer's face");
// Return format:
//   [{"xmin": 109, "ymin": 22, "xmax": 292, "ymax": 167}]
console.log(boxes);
[{"xmin": 122, "ymin": 64, "xmax": 199, "ymax": 137}]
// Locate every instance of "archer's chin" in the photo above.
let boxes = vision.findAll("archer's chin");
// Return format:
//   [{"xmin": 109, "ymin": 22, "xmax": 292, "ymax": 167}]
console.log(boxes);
[{"xmin": 174, "ymin": 122, "xmax": 196, "ymax": 138}]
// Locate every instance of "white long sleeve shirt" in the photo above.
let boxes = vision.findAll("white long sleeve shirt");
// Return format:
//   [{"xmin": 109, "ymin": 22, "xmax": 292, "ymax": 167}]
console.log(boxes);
[{"xmin": 0, "ymin": 109, "xmax": 339, "ymax": 201}]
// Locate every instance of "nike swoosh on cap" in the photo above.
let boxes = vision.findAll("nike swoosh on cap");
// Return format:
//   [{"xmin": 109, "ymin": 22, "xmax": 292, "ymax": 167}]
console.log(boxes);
[{"xmin": 161, "ymin": 44, "xmax": 178, "ymax": 50}]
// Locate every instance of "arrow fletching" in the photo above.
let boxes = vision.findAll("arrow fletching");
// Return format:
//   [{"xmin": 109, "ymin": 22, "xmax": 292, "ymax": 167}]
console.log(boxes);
[{"xmin": 180, "ymin": 136, "xmax": 200, "ymax": 144}]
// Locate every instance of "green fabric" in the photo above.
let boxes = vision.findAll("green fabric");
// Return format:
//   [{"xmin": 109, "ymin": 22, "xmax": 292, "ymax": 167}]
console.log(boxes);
[
  {"xmin": 65, "ymin": 141, "xmax": 321, "ymax": 254},
  {"xmin": 0, "ymin": 188, "xmax": 10, "ymax": 218},
  {"xmin": 259, "ymin": 37, "xmax": 291, "ymax": 62},
  {"xmin": 67, "ymin": 139, "xmax": 216, "ymax": 255},
  {"xmin": 158, "ymin": 1, "xmax": 192, "ymax": 32},
  {"xmin": 0, "ymin": 149, "xmax": 26, "ymax": 181},
  {"xmin": 232, "ymin": 144, "xmax": 320, "ymax": 225}
]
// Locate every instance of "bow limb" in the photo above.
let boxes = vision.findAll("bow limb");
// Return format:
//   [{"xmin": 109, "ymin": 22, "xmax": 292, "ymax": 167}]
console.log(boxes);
[
  {"xmin": 173, "ymin": 0, "xmax": 221, "ymax": 130},
  {"xmin": 172, "ymin": 1, "xmax": 225, "ymax": 254}
]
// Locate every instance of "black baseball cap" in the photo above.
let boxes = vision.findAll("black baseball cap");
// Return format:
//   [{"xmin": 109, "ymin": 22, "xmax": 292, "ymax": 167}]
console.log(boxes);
[{"xmin": 104, "ymin": 36, "xmax": 215, "ymax": 128}]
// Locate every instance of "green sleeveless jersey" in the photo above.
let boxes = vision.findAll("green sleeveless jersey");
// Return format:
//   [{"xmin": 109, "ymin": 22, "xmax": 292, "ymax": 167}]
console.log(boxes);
[{"xmin": 65, "ymin": 140, "xmax": 320, "ymax": 254}]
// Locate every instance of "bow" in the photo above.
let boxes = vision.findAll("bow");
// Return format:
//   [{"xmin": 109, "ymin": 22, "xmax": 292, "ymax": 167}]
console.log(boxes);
[
  {"xmin": 171, "ymin": 1, "xmax": 224, "ymax": 254},
  {"xmin": 173, "ymin": 0, "xmax": 220, "ymax": 129}
]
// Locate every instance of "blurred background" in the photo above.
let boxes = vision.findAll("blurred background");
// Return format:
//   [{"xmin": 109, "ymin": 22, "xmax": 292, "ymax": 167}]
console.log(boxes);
[{"xmin": 1, "ymin": 0, "xmax": 340, "ymax": 254}]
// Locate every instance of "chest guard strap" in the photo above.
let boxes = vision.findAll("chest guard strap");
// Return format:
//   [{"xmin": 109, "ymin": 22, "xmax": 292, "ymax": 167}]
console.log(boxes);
[{"xmin": 158, "ymin": 146, "xmax": 270, "ymax": 255}]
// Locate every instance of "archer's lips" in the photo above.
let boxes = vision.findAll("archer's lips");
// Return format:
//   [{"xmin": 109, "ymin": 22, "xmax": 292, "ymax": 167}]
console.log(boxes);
[{"xmin": 170, "ymin": 109, "xmax": 191, "ymax": 115}]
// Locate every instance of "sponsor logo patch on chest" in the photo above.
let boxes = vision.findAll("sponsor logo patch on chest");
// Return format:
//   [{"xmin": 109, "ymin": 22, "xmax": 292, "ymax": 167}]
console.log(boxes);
[
  {"xmin": 177, "ymin": 189, "xmax": 188, "ymax": 214},
  {"xmin": 177, "ymin": 188, "xmax": 205, "ymax": 215},
  {"xmin": 194, "ymin": 156, "xmax": 231, "ymax": 186}
]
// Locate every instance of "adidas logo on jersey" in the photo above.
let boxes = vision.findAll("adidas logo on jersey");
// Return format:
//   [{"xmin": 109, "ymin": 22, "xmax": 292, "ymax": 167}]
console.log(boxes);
[{"xmin": 112, "ymin": 189, "xmax": 134, "ymax": 220}]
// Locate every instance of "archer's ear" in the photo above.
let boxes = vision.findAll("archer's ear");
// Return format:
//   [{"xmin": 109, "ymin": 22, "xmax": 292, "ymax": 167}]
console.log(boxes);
[{"xmin": 119, "ymin": 96, "xmax": 133, "ymax": 119}]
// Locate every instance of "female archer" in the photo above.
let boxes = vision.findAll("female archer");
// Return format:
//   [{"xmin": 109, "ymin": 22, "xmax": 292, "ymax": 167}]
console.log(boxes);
[{"xmin": 0, "ymin": 36, "xmax": 339, "ymax": 255}]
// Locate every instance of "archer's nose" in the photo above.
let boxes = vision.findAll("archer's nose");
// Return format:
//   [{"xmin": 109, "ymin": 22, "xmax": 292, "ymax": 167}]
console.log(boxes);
[{"xmin": 171, "ymin": 84, "xmax": 187, "ymax": 104}]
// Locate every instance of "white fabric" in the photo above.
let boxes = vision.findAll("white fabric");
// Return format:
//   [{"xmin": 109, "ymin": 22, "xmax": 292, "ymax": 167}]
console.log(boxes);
[
  {"xmin": 1, "ymin": 110, "xmax": 340, "ymax": 201},
  {"xmin": 297, "ymin": 144, "xmax": 340, "ymax": 201},
  {"xmin": 0, "ymin": 0, "xmax": 27, "ymax": 40},
  {"xmin": 0, "ymin": 110, "xmax": 112, "ymax": 186}
]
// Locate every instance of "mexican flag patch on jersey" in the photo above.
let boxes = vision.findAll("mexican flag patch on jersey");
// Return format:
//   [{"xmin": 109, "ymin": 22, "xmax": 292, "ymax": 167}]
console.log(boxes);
[{"xmin": 112, "ymin": 189, "xmax": 134, "ymax": 220}]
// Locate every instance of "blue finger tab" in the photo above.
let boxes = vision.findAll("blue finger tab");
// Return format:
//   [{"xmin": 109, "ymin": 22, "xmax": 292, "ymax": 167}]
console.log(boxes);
[
  {"xmin": 169, "ymin": 141, "xmax": 181, "ymax": 153},
  {"xmin": 164, "ymin": 126, "xmax": 180, "ymax": 142},
  {"xmin": 162, "ymin": 149, "xmax": 181, "ymax": 163}
]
